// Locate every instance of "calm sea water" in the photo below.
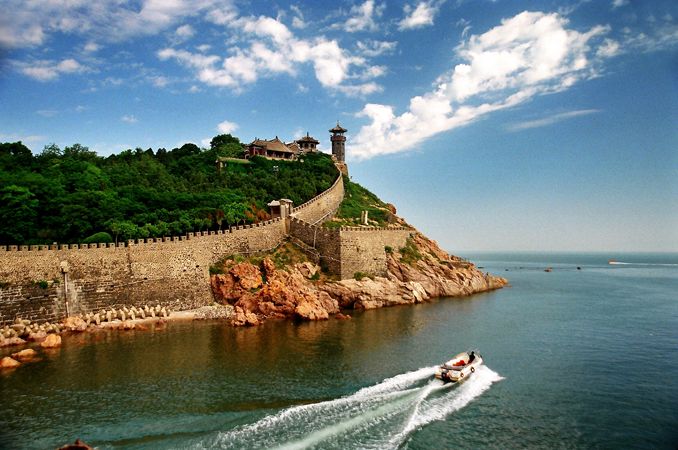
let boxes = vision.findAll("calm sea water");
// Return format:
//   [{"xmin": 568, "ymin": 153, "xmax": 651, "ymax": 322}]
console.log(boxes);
[{"xmin": 1, "ymin": 253, "xmax": 676, "ymax": 449}]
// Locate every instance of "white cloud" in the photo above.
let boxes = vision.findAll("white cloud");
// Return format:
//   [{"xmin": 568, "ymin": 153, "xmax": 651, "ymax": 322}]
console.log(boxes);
[
  {"xmin": 619, "ymin": 21, "xmax": 678, "ymax": 53},
  {"xmin": 159, "ymin": 13, "xmax": 382, "ymax": 95},
  {"xmin": 176, "ymin": 24, "xmax": 195, "ymax": 39},
  {"xmin": 611, "ymin": 0, "xmax": 628, "ymax": 9},
  {"xmin": 336, "ymin": 82, "xmax": 383, "ymax": 96},
  {"xmin": 290, "ymin": 5, "xmax": 305, "ymax": 29},
  {"xmin": 149, "ymin": 75, "xmax": 170, "ymax": 87},
  {"xmin": 350, "ymin": 11, "xmax": 613, "ymax": 160},
  {"xmin": 0, "ymin": 0, "xmax": 234, "ymax": 50},
  {"xmin": 36, "ymin": 109, "xmax": 59, "ymax": 117},
  {"xmin": 506, "ymin": 109, "xmax": 601, "ymax": 131},
  {"xmin": 16, "ymin": 58, "xmax": 85, "ymax": 81},
  {"xmin": 344, "ymin": 1, "xmax": 385, "ymax": 33},
  {"xmin": 597, "ymin": 38, "xmax": 620, "ymax": 58},
  {"xmin": 217, "ymin": 120, "xmax": 238, "ymax": 134},
  {"xmin": 83, "ymin": 42, "xmax": 100, "ymax": 53},
  {"xmin": 0, "ymin": 133, "xmax": 46, "ymax": 143},
  {"xmin": 356, "ymin": 39, "xmax": 397, "ymax": 57},
  {"xmin": 399, "ymin": 1, "xmax": 443, "ymax": 30},
  {"xmin": 121, "ymin": 115, "xmax": 138, "ymax": 124}
]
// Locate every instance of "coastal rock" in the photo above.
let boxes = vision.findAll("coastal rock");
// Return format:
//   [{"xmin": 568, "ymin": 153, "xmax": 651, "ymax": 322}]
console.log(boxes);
[
  {"xmin": 63, "ymin": 316, "xmax": 87, "ymax": 332},
  {"xmin": 231, "ymin": 263, "xmax": 263, "ymax": 290},
  {"xmin": 210, "ymin": 234, "xmax": 507, "ymax": 325},
  {"xmin": 296, "ymin": 262, "xmax": 318, "ymax": 279},
  {"xmin": 335, "ymin": 312, "xmax": 351, "ymax": 320},
  {"xmin": 0, "ymin": 337, "xmax": 26, "ymax": 347},
  {"xmin": 41, "ymin": 334, "xmax": 62, "ymax": 348},
  {"xmin": 0, "ymin": 356, "xmax": 21, "ymax": 369},
  {"xmin": 27, "ymin": 330, "xmax": 47, "ymax": 342},
  {"xmin": 11, "ymin": 348, "xmax": 38, "ymax": 361},
  {"xmin": 231, "ymin": 306, "xmax": 259, "ymax": 327}
]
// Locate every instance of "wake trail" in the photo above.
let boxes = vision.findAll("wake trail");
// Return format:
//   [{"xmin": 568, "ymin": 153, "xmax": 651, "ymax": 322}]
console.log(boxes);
[
  {"xmin": 193, "ymin": 364, "xmax": 502, "ymax": 450},
  {"xmin": 609, "ymin": 262, "xmax": 678, "ymax": 267}
]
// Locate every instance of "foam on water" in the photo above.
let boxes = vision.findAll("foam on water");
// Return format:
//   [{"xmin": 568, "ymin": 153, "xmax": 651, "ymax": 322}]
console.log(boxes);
[{"xmin": 191, "ymin": 364, "xmax": 502, "ymax": 449}]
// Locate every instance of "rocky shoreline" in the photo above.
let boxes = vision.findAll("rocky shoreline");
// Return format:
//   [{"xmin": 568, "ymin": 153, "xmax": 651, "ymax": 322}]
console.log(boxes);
[
  {"xmin": 0, "ymin": 304, "xmax": 234, "ymax": 371},
  {"xmin": 1, "ymin": 232, "xmax": 507, "ymax": 369},
  {"xmin": 211, "ymin": 232, "xmax": 508, "ymax": 326}
]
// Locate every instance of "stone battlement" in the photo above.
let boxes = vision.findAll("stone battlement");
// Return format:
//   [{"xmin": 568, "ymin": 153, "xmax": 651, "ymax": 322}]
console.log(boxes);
[
  {"xmin": 0, "ymin": 172, "xmax": 414, "ymax": 324},
  {"xmin": 0, "ymin": 218, "xmax": 285, "ymax": 253},
  {"xmin": 289, "ymin": 216, "xmax": 413, "ymax": 280}
]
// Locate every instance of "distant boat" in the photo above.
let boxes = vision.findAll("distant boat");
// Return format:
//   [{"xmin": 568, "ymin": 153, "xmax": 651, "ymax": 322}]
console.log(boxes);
[
  {"xmin": 608, "ymin": 259, "xmax": 618, "ymax": 265},
  {"xmin": 435, "ymin": 350, "xmax": 483, "ymax": 383}
]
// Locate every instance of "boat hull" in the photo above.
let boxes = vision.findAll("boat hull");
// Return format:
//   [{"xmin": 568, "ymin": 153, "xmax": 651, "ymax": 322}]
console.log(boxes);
[{"xmin": 435, "ymin": 352, "xmax": 483, "ymax": 382}]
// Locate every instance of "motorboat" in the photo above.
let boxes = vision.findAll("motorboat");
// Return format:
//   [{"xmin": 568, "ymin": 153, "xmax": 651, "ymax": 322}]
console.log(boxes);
[{"xmin": 434, "ymin": 351, "xmax": 482, "ymax": 382}]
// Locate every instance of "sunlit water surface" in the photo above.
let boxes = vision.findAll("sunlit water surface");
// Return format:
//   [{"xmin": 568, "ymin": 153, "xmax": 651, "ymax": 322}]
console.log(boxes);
[{"xmin": 1, "ymin": 253, "xmax": 677, "ymax": 449}]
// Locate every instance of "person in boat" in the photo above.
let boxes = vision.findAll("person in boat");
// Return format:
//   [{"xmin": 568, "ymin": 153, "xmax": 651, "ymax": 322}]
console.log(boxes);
[{"xmin": 468, "ymin": 351, "xmax": 475, "ymax": 362}]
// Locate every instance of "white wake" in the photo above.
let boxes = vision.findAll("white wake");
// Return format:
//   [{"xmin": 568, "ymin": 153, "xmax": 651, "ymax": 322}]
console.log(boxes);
[
  {"xmin": 609, "ymin": 261, "xmax": 678, "ymax": 267},
  {"xmin": 191, "ymin": 365, "xmax": 502, "ymax": 449}
]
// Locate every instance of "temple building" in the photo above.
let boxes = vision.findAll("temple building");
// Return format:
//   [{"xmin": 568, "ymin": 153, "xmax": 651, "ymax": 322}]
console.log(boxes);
[{"xmin": 246, "ymin": 132, "xmax": 319, "ymax": 160}]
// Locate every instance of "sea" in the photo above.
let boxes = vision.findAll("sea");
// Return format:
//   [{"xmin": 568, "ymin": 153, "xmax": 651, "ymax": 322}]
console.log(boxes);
[{"xmin": 0, "ymin": 252, "xmax": 676, "ymax": 449}]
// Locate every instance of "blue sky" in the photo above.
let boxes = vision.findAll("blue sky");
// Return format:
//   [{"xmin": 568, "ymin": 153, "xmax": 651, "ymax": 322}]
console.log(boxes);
[{"xmin": 1, "ymin": 0, "xmax": 676, "ymax": 252}]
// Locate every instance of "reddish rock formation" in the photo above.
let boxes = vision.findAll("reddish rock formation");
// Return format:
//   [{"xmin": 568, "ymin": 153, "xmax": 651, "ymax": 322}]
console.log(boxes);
[
  {"xmin": 0, "ymin": 337, "xmax": 26, "ymax": 348},
  {"xmin": 211, "ymin": 262, "xmax": 263, "ymax": 303},
  {"xmin": 211, "ymin": 233, "xmax": 506, "ymax": 326},
  {"xmin": 11, "ymin": 348, "xmax": 38, "ymax": 361},
  {"xmin": 321, "ymin": 233, "xmax": 507, "ymax": 310},
  {"xmin": 230, "ymin": 306, "xmax": 260, "ymax": 327},
  {"xmin": 0, "ymin": 356, "xmax": 21, "ymax": 369},
  {"xmin": 63, "ymin": 316, "xmax": 87, "ymax": 332},
  {"xmin": 40, "ymin": 334, "xmax": 62, "ymax": 348}
]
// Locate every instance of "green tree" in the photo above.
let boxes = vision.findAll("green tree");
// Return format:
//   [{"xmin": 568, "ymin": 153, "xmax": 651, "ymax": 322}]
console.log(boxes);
[{"xmin": 0, "ymin": 185, "xmax": 38, "ymax": 243}]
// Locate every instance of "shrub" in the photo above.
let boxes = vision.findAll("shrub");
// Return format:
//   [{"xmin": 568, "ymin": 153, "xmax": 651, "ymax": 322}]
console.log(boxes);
[
  {"xmin": 384, "ymin": 245, "xmax": 393, "ymax": 254},
  {"xmin": 354, "ymin": 271, "xmax": 372, "ymax": 281},
  {"xmin": 82, "ymin": 231, "xmax": 113, "ymax": 244},
  {"xmin": 399, "ymin": 237, "xmax": 422, "ymax": 266},
  {"xmin": 34, "ymin": 280, "xmax": 49, "ymax": 289}
]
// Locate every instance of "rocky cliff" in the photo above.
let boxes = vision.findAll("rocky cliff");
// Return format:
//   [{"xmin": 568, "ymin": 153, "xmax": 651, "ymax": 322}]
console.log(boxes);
[{"xmin": 210, "ymin": 233, "xmax": 507, "ymax": 326}]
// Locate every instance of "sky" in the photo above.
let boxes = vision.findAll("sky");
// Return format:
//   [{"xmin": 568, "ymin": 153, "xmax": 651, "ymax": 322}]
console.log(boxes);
[{"xmin": 1, "ymin": 0, "xmax": 676, "ymax": 252}]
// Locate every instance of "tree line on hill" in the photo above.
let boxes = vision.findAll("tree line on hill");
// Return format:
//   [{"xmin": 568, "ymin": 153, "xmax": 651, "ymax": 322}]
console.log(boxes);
[{"xmin": 0, "ymin": 135, "xmax": 338, "ymax": 245}]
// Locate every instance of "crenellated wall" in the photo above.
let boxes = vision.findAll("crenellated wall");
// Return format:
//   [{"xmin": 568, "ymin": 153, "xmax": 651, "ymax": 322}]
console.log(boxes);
[
  {"xmin": 291, "ymin": 174, "xmax": 344, "ymax": 224},
  {"xmin": 0, "ymin": 172, "xmax": 412, "ymax": 325},
  {"xmin": 0, "ymin": 220, "xmax": 288, "ymax": 325},
  {"xmin": 289, "ymin": 217, "xmax": 413, "ymax": 280}
]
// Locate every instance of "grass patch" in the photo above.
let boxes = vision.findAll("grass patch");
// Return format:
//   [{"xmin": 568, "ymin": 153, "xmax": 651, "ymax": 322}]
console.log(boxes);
[
  {"xmin": 325, "ymin": 177, "xmax": 394, "ymax": 228},
  {"xmin": 353, "ymin": 271, "xmax": 373, "ymax": 281},
  {"xmin": 399, "ymin": 237, "xmax": 422, "ymax": 266}
]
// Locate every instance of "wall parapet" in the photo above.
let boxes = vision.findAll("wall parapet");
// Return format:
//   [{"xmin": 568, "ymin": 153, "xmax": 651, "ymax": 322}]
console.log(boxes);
[
  {"xmin": 0, "ymin": 217, "xmax": 286, "ymax": 252},
  {"xmin": 0, "ymin": 172, "xmax": 344, "ymax": 325}
]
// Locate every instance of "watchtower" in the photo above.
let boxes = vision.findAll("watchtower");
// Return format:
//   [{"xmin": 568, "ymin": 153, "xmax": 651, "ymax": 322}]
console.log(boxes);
[{"xmin": 329, "ymin": 122, "xmax": 347, "ymax": 162}]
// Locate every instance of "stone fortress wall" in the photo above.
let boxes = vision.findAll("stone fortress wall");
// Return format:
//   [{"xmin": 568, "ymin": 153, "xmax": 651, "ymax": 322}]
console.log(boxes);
[
  {"xmin": 0, "ymin": 172, "xmax": 413, "ymax": 325},
  {"xmin": 288, "ymin": 218, "xmax": 413, "ymax": 280},
  {"xmin": 0, "ymin": 219, "xmax": 287, "ymax": 325}
]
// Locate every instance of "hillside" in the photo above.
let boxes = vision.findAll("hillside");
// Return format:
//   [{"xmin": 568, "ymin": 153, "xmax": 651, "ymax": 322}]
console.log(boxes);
[
  {"xmin": 325, "ymin": 177, "xmax": 406, "ymax": 228},
  {"xmin": 0, "ymin": 137, "xmax": 338, "ymax": 245}
]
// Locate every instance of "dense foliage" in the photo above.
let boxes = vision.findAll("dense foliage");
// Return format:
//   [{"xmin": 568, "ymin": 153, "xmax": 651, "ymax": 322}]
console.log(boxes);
[{"xmin": 0, "ymin": 137, "xmax": 338, "ymax": 245}]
